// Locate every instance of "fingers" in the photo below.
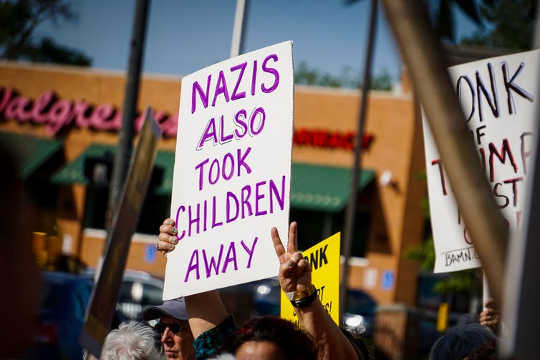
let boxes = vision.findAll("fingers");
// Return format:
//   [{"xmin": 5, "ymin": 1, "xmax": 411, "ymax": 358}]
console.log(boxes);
[
  {"xmin": 160, "ymin": 224, "xmax": 178, "ymax": 236},
  {"xmin": 158, "ymin": 218, "xmax": 178, "ymax": 253},
  {"xmin": 296, "ymin": 257, "xmax": 312, "ymax": 287},
  {"xmin": 292, "ymin": 251, "xmax": 303, "ymax": 263},
  {"xmin": 480, "ymin": 308, "xmax": 499, "ymax": 329},
  {"xmin": 157, "ymin": 239, "xmax": 176, "ymax": 252},
  {"xmin": 280, "ymin": 260, "xmax": 295, "ymax": 277},
  {"xmin": 484, "ymin": 298, "xmax": 497, "ymax": 311},
  {"xmin": 280, "ymin": 251, "xmax": 304, "ymax": 277},
  {"xmin": 271, "ymin": 227, "xmax": 286, "ymax": 261},
  {"xmin": 158, "ymin": 233, "xmax": 177, "ymax": 252},
  {"xmin": 159, "ymin": 232, "xmax": 178, "ymax": 244},
  {"xmin": 297, "ymin": 257, "xmax": 311, "ymax": 274},
  {"xmin": 277, "ymin": 250, "xmax": 311, "ymax": 294},
  {"xmin": 287, "ymin": 222, "xmax": 298, "ymax": 254}
]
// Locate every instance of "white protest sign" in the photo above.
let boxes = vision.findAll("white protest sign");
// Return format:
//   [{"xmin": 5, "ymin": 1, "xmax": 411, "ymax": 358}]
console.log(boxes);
[
  {"xmin": 423, "ymin": 50, "xmax": 538, "ymax": 273},
  {"xmin": 163, "ymin": 41, "xmax": 294, "ymax": 299}
]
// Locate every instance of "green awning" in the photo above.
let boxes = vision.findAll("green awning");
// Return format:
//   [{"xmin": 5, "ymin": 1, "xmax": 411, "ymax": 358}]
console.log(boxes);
[
  {"xmin": 52, "ymin": 143, "xmax": 375, "ymax": 211},
  {"xmin": 52, "ymin": 143, "xmax": 174, "ymax": 195},
  {"xmin": 0, "ymin": 131, "xmax": 63, "ymax": 179},
  {"xmin": 290, "ymin": 163, "xmax": 374, "ymax": 212}
]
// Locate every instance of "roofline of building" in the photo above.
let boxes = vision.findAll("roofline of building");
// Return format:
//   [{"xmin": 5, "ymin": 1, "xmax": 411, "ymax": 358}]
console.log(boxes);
[
  {"xmin": 0, "ymin": 60, "xmax": 412, "ymax": 100},
  {"xmin": 0, "ymin": 60, "xmax": 183, "ymax": 82},
  {"xmin": 294, "ymin": 83, "xmax": 411, "ymax": 100}
]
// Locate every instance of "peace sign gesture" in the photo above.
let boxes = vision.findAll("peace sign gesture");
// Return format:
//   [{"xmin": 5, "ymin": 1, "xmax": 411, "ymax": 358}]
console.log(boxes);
[{"xmin": 271, "ymin": 222, "xmax": 312, "ymax": 294}]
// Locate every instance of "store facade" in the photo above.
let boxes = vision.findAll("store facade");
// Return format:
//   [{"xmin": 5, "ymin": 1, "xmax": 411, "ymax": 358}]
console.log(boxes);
[{"xmin": 0, "ymin": 61, "xmax": 425, "ymax": 305}]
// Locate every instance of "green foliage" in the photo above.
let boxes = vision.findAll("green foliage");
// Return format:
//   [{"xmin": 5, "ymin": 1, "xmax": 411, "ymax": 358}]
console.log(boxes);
[
  {"xmin": 344, "ymin": 0, "xmax": 489, "ymax": 42},
  {"xmin": 405, "ymin": 236, "xmax": 480, "ymax": 295},
  {"xmin": 405, "ymin": 171, "xmax": 480, "ymax": 296},
  {"xmin": 294, "ymin": 61, "xmax": 393, "ymax": 90},
  {"xmin": 460, "ymin": 0, "xmax": 536, "ymax": 50},
  {"xmin": 0, "ymin": 0, "xmax": 91, "ymax": 66},
  {"xmin": 434, "ymin": 269, "xmax": 479, "ymax": 294},
  {"xmin": 404, "ymin": 236, "xmax": 436, "ymax": 271},
  {"xmin": 369, "ymin": 71, "xmax": 392, "ymax": 91}
]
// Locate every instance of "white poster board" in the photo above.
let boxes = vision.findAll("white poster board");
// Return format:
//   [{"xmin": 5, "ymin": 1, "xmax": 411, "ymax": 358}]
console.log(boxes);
[
  {"xmin": 423, "ymin": 50, "xmax": 539, "ymax": 273},
  {"xmin": 163, "ymin": 41, "xmax": 294, "ymax": 299}
]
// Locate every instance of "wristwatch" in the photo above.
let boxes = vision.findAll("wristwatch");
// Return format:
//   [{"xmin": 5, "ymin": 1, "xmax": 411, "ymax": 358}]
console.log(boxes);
[{"xmin": 289, "ymin": 283, "xmax": 317, "ymax": 308}]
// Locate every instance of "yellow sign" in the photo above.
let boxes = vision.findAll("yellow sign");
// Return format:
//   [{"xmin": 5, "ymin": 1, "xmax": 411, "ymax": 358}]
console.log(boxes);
[
  {"xmin": 280, "ymin": 232, "xmax": 341, "ymax": 325},
  {"xmin": 437, "ymin": 302, "xmax": 449, "ymax": 332}
]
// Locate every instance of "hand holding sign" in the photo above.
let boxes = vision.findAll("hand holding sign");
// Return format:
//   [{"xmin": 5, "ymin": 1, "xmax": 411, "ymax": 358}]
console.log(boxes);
[
  {"xmin": 479, "ymin": 298, "xmax": 500, "ymax": 332},
  {"xmin": 158, "ymin": 218, "xmax": 178, "ymax": 252},
  {"xmin": 271, "ymin": 222, "xmax": 312, "ymax": 295}
]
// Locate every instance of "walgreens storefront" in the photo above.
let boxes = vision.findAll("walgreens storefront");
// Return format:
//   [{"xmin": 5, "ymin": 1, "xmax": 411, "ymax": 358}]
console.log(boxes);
[{"xmin": 0, "ymin": 61, "xmax": 424, "ymax": 305}]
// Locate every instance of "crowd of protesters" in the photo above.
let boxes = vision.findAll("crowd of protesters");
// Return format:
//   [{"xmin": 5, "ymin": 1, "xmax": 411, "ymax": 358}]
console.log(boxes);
[
  {"xmin": 100, "ymin": 219, "xmax": 366, "ymax": 359},
  {"xmin": 0, "ymin": 144, "xmax": 503, "ymax": 359},
  {"xmin": 98, "ymin": 217, "xmax": 503, "ymax": 360},
  {"xmin": 0, "ymin": 148, "xmax": 502, "ymax": 360}
]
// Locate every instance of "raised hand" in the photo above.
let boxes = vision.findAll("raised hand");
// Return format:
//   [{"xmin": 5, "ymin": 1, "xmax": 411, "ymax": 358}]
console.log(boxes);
[
  {"xmin": 157, "ymin": 218, "xmax": 179, "ymax": 252},
  {"xmin": 271, "ymin": 222, "xmax": 312, "ymax": 294}
]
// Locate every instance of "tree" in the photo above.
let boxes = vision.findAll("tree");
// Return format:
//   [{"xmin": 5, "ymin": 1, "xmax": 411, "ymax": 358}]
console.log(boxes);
[
  {"xmin": 369, "ymin": 70, "xmax": 392, "ymax": 91},
  {"xmin": 0, "ymin": 0, "xmax": 91, "ymax": 66},
  {"xmin": 405, "ymin": 173, "xmax": 481, "ymax": 299},
  {"xmin": 429, "ymin": 0, "xmax": 493, "ymax": 42},
  {"xmin": 344, "ymin": 0, "xmax": 493, "ymax": 42},
  {"xmin": 294, "ymin": 62, "xmax": 342, "ymax": 87},
  {"xmin": 405, "ymin": 237, "xmax": 480, "ymax": 295},
  {"xmin": 460, "ymin": 0, "xmax": 536, "ymax": 50},
  {"xmin": 294, "ymin": 61, "xmax": 393, "ymax": 90}
]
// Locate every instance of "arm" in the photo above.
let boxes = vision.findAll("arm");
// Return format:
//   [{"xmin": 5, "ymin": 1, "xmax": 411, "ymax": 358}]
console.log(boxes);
[
  {"xmin": 185, "ymin": 290, "xmax": 229, "ymax": 339},
  {"xmin": 158, "ymin": 218, "xmax": 230, "ymax": 338},
  {"xmin": 296, "ymin": 298, "xmax": 361, "ymax": 360},
  {"xmin": 271, "ymin": 223, "xmax": 361, "ymax": 360}
]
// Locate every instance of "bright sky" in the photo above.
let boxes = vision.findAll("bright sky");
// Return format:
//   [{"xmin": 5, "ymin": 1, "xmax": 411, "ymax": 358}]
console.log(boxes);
[{"xmin": 35, "ymin": 0, "xmax": 480, "ymax": 83}]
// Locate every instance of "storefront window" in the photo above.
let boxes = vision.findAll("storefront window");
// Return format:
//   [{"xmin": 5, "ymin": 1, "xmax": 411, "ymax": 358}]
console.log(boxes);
[
  {"xmin": 83, "ymin": 184, "xmax": 170, "ymax": 234},
  {"xmin": 291, "ymin": 208, "xmax": 370, "ymax": 258}
]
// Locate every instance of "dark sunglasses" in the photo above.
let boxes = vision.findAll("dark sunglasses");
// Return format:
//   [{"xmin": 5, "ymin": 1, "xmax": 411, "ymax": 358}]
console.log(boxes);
[{"xmin": 154, "ymin": 321, "xmax": 187, "ymax": 335}]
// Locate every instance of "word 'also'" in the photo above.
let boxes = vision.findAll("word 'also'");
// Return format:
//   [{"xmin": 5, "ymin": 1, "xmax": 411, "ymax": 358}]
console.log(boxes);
[{"xmin": 197, "ymin": 107, "xmax": 266, "ymax": 150}]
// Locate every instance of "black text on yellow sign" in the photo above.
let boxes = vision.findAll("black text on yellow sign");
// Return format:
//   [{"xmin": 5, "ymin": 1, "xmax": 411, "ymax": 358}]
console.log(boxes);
[{"xmin": 281, "ymin": 233, "xmax": 340, "ymax": 325}]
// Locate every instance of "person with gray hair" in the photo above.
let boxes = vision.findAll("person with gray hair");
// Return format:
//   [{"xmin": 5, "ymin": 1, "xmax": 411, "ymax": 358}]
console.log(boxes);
[{"xmin": 101, "ymin": 321, "xmax": 163, "ymax": 360}]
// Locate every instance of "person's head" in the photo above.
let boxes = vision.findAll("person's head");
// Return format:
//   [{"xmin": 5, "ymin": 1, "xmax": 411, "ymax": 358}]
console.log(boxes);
[
  {"xmin": 143, "ymin": 298, "xmax": 194, "ymax": 360},
  {"xmin": 223, "ymin": 316, "xmax": 316, "ymax": 360},
  {"xmin": 464, "ymin": 340, "xmax": 497, "ymax": 360},
  {"xmin": 429, "ymin": 323, "xmax": 497, "ymax": 360},
  {"xmin": 101, "ymin": 321, "xmax": 162, "ymax": 360}
]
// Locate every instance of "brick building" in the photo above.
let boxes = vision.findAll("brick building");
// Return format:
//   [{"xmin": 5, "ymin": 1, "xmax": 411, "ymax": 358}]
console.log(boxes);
[{"xmin": 0, "ymin": 61, "xmax": 425, "ymax": 305}]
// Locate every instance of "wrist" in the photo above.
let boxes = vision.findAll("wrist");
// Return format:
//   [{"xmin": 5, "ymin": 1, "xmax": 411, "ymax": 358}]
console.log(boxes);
[
  {"xmin": 290, "ymin": 283, "xmax": 317, "ymax": 308},
  {"xmin": 295, "ymin": 298, "xmax": 321, "ymax": 317}
]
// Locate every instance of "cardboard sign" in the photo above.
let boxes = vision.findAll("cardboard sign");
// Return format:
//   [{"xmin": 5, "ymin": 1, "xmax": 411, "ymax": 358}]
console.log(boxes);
[
  {"xmin": 280, "ymin": 233, "xmax": 340, "ymax": 325},
  {"xmin": 163, "ymin": 41, "xmax": 294, "ymax": 299},
  {"xmin": 423, "ymin": 50, "xmax": 539, "ymax": 273}
]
